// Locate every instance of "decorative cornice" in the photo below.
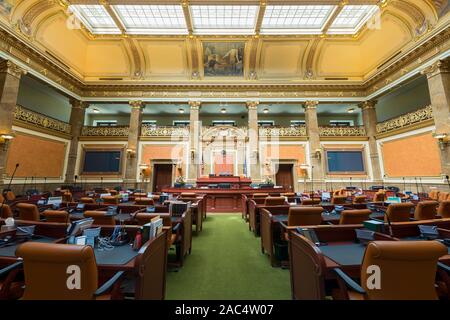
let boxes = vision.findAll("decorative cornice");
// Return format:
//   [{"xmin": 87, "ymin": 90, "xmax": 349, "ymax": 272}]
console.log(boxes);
[
  {"xmin": 188, "ymin": 100, "xmax": 201, "ymax": 110},
  {"xmin": 303, "ymin": 100, "xmax": 319, "ymax": 110},
  {"xmin": 0, "ymin": 60, "xmax": 26, "ymax": 78},
  {"xmin": 421, "ymin": 59, "xmax": 450, "ymax": 78},
  {"xmin": 359, "ymin": 100, "xmax": 378, "ymax": 110},
  {"xmin": 129, "ymin": 100, "xmax": 144, "ymax": 110},
  {"xmin": 69, "ymin": 98, "xmax": 88, "ymax": 109},
  {"xmin": 246, "ymin": 101, "xmax": 259, "ymax": 110}
]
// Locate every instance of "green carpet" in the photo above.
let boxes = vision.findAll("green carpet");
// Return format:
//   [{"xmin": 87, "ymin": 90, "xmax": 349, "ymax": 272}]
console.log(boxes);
[{"xmin": 166, "ymin": 214, "xmax": 291, "ymax": 300}]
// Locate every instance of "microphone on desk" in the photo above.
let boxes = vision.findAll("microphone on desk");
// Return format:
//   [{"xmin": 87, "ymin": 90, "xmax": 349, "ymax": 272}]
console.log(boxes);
[
  {"xmin": 74, "ymin": 175, "xmax": 78, "ymax": 189},
  {"xmin": 1, "ymin": 163, "xmax": 19, "ymax": 215},
  {"xmin": 414, "ymin": 177, "xmax": 419, "ymax": 195},
  {"xmin": 21, "ymin": 176, "xmax": 27, "ymax": 195},
  {"xmin": 446, "ymin": 175, "xmax": 450, "ymax": 190},
  {"xmin": 385, "ymin": 209, "xmax": 394, "ymax": 237},
  {"xmin": 402, "ymin": 177, "xmax": 406, "ymax": 193},
  {"xmin": 43, "ymin": 177, "xmax": 47, "ymax": 193}
]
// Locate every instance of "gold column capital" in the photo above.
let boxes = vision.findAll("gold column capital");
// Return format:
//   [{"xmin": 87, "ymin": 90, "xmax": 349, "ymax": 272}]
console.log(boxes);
[
  {"xmin": 189, "ymin": 100, "xmax": 201, "ymax": 110},
  {"xmin": 246, "ymin": 101, "xmax": 259, "ymax": 110},
  {"xmin": 70, "ymin": 99, "xmax": 88, "ymax": 109},
  {"xmin": 129, "ymin": 100, "xmax": 145, "ymax": 110},
  {"xmin": 303, "ymin": 100, "xmax": 319, "ymax": 110},
  {"xmin": 358, "ymin": 100, "xmax": 378, "ymax": 110},
  {"xmin": 0, "ymin": 60, "xmax": 27, "ymax": 79},
  {"xmin": 421, "ymin": 59, "xmax": 450, "ymax": 78}
]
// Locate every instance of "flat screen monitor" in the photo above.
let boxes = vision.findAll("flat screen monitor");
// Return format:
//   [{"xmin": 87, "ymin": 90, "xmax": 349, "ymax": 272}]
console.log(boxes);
[
  {"xmin": 326, "ymin": 150, "xmax": 365, "ymax": 173},
  {"xmin": 37, "ymin": 199, "xmax": 47, "ymax": 206},
  {"xmin": 76, "ymin": 203, "xmax": 85, "ymax": 211},
  {"xmin": 386, "ymin": 197, "xmax": 401, "ymax": 204},
  {"xmin": 47, "ymin": 197, "xmax": 62, "ymax": 206},
  {"xmin": 100, "ymin": 193, "xmax": 111, "ymax": 198},
  {"xmin": 321, "ymin": 192, "xmax": 331, "ymax": 202},
  {"xmin": 82, "ymin": 150, "xmax": 121, "ymax": 174}
]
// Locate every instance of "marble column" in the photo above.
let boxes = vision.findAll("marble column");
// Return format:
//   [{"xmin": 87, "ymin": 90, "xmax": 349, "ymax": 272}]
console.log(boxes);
[
  {"xmin": 304, "ymin": 101, "xmax": 323, "ymax": 187},
  {"xmin": 0, "ymin": 60, "xmax": 25, "ymax": 184},
  {"xmin": 247, "ymin": 101, "xmax": 261, "ymax": 181},
  {"xmin": 359, "ymin": 100, "xmax": 382, "ymax": 183},
  {"xmin": 188, "ymin": 101, "xmax": 201, "ymax": 182},
  {"xmin": 65, "ymin": 99, "xmax": 88, "ymax": 183},
  {"xmin": 422, "ymin": 59, "xmax": 450, "ymax": 176},
  {"xmin": 124, "ymin": 100, "xmax": 144, "ymax": 186}
]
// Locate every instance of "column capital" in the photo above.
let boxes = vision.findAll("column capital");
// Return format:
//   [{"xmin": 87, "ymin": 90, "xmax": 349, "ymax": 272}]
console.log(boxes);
[
  {"xmin": 246, "ymin": 101, "xmax": 259, "ymax": 110},
  {"xmin": 188, "ymin": 100, "xmax": 201, "ymax": 110},
  {"xmin": 358, "ymin": 100, "xmax": 378, "ymax": 110},
  {"xmin": 0, "ymin": 60, "xmax": 27, "ymax": 79},
  {"xmin": 421, "ymin": 59, "xmax": 450, "ymax": 78},
  {"xmin": 129, "ymin": 100, "xmax": 145, "ymax": 110},
  {"xmin": 69, "ymin": 98, "xmax": 88, "ymax": 109},
  {"xmin": 303, "ymin": 100, "xmax": 319, "ymax": 110}
]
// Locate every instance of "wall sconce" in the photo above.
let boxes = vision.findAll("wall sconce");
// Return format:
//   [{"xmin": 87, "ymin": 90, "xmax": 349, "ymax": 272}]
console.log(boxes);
[
  {"xmin": 314, "ymin": 148, "xmax": 322, "ymax": 160},
  {"xmin": 0, "ymin": 133, "xmax": 14, "ymax": 151},
  {"xmin": 139, "ymin": 163, "xmax": 150, "ymax": 177},
  {"xmin": 126, "ymin": 148, "xmax": 136, "ymax": 158},
  {"xmin": 433, "ymin": 132, "xmax": 449, "ymax": 150}
]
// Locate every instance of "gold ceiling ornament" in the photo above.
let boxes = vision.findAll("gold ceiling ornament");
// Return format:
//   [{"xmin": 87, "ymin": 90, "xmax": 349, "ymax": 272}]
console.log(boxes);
[
  {"xmin": 376, "ymin": 105, "xmax": 434, "ymax": 134},
  {"xmin": 14, "ymin": 105, "xmax": 71, "ymax": 134},
  {"xmin": 19, "ymin": 0, "xmax": 56, "ymax": 38},
  {"xmin": 81, "ymin": 126, "xmax": 130, "ymax": 137},
  {"xmin": 319, "ymin": 126, "xmax": 366, "ymax": 137}
]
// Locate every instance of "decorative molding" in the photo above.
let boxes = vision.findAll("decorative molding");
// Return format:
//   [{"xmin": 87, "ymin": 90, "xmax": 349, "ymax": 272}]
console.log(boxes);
[
  {"xmin": 359, "ymin": 100, "xmax": 378, "ymax": 110},
  {"xmin": 13, "ymin": 105, "xmax": 71, "ymax": 135},
  {"xmin": 246, "ymin": 100, "xmax": 259, "ymax": 109},
  {"xmin": 19, "ymin": 0, "xmax": 56, "ymax": 38},
  {"xmin": 376, "ymin": 105, "xmax": 434, "ymax": 135},
  {"xmin": 188, "ymin": 100, "xmax": 201, "ymax": 110},
  {"xmin": 304, "ymin": 100, "xmax": 319, "ymax": 110},
  {"xmin": 319, "ymin": 126, "xmax": 367, "ymax": 137},
  {"xmin": 259, "ymin": 126, "xmax": 307, "ymax": 138},
  {"xmin": 421, "ymin": 58, "xmax": 450, "ymax": 78},
  {"xmin": 0, "ymin": 60, "xmax": 27, "ymax": 78},
  {"xmin": 141, "ymin": 125, "xmax": 189, "ymax": 137},
  {"xmin": 129, "ymin": 100, "xmax": 144, "ymax": 110},
  {"xmin": 81, "ymin": 126, "xmax": 130, "ymax": 137}
]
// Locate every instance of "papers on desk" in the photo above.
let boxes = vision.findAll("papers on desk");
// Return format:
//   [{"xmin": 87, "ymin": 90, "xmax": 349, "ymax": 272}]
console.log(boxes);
[{"xmin": 142, "ymin": 216, "xmax": 163, "ymax": 243}]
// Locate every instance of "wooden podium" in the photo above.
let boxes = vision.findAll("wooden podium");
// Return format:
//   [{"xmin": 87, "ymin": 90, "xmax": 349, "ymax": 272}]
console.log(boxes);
[{"xmin": 196, "ymin": 175, "xmax": 252, "ymax": 188}]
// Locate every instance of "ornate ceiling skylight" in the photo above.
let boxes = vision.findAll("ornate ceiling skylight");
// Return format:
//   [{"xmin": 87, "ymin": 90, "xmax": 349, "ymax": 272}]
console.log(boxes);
[
  {"xmin": 69, "ymin": 5, "xmax": 121, "ymax": 34},
  {"xmin": 328, "ymin": 5, "xmax": 379, "ymax": 34}
]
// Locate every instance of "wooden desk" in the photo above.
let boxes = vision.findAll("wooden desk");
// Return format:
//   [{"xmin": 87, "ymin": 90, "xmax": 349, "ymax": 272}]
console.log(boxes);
[{"xmin": 163, "ymin": 187, "xmax": 286, "ymax": 213}]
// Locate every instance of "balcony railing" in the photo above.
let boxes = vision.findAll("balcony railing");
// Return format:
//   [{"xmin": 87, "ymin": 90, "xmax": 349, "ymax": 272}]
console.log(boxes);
[
  {"xmin": 376, "ymin": 105, "xmax": 434, "ymax": 134},
  {"xmin": 141, "ymin": 125, "xmax": 189, "ymax": 137},
  {"xmin": 259, "ymin": 126, "xmax": 307, "ymax": 137},
  {"xmin": 81, "ymin": 126, "xmax": 129, "ymax": 137},
  {"xmin": 319, "ymin": 126, "xmax": 366, "ymax": 137},
  {"xmin": 14, "ymin": 105, "xmax": 71, "ymax": 135}
]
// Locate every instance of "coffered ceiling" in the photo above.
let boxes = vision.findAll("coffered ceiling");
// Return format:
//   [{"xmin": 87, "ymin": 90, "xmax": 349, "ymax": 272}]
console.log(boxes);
[{"xmin": 0, "ymin": 0, "xmax": 448, "ymax": 100}]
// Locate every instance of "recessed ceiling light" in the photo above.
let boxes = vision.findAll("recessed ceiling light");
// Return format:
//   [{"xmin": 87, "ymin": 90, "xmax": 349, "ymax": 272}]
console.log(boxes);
[
  {"xmin": 347, "ymin": 108, "xmax": 355, "ymax": 113},
  {"xmin": 179, "ymin": 108, "xmax": 185, "ymax": 114},
  {"xmin": 220, "ymin": 108, "xmax": 227, "ymax": 114},
  {"xmin": 263, "ymin": 108, "xmax": 269, "ymax": 114}
]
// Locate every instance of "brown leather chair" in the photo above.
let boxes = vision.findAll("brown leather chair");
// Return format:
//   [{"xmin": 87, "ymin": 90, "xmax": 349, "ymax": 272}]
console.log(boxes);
[
  {"xmin": 373, "ymin": 192, "xmax": 386, "ymax": 202},
  {"xmin": 264, "ymin": 197, "xmax": 286, "ymax": 206},
  {"xmin": 102, "ymin": 196, "xmax": 119, "ymax": 205},
  {"xmin": 414, "ymin": 201, "xmax": 438, "ymax": 221},
  {"xmin": 80, "ymin": 197, "xmax": 96, "ymax": 204},
  {"xmin": 180, "ymin": 193, "xmax": 196, "ymax": 199},
  {"xmin": 62, "ymin": 192, "xmax": 72, "ymax": 203},
  {"xmin": 0, "ymin": 193, "xmax": 4, "ymax": 203},
  {"xmin": 43, "ymin": 210, "xmax": 69, "ymax": 223},
  {"xmin": 253, "ymin": 193, "xmax": 269, "ymax": 198},
  {"xmin": 335, "ymin": 241, "xmax": 447, "ymax": 300},
  {"xmin": 0, "ymin": 204, "xmax": 13, "ymax": 219},
  {"xmin": 17, "ymin": 203, "xmax": 40, "ymax": 222},
  {"xmin": 4, "ymin": 191, "xmax": 15, "ymax": 202},
  {"xmin": 339, "ymin": 209, "xmax": 371, "ymax": 225},
  {"xmin": 385, "ymin": 203, "xmax": 414, "ymax": 222},
  {"xmin": 333, "ymin": 189, "xmax": 345, "ymax": 197},
  {"xmin": 16, "ymin": 242, "xmax": 124, "ymax": 300},
  {"xmin": 84, "ymin": 211, "xmax": 115, "ymax": 225},
  {"xmin": 288, "ymin": 207, "xmax": 323, "ymax": 226},
  {"xmin": 135, "ymin": 198, "xmax": 155, "ymax": 206},
  {"xmin": 331, "ymin": 196, "xmax": 347, "ymax": 205},
  {"xmin": 437, "ymin": 200, "xmax": 450, "ymax": 218},
  {"xmin": 353, "ymin": 195, "xmax": 367, "ymax": 204},
  {"xmin": 438, "ymin": 192, "xmax": 449, "ymax": 202},
  {"xmin": 301, "ymin": 199, "xmax": 320, "ymax": 205},
  {"xmin": 429, "ymin": 190, "xmax": 440, "ymax": 201},
  {"xmin": 281, "ymin": 193, "xmax": 295, "ymax": 197}
]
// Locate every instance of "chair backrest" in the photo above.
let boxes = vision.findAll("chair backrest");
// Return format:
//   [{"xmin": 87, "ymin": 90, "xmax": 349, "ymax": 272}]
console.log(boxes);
[
  {"xmin": 288, "ymin": 207, "xmax": 323, "ymax": 226},
  {"xmin": 253, "ymin": 193, "xmax": 269, "ymax": 198},
  {"xmin": 301, "ymin": 199, "xmax": 320, "ymax": 205},
  {"xmin": 135, "ymin": 198, "xmax": 155, "ymax": 206},
  {"xmin": 17, "ymin": 203, "xmax": 40, "ymax": 221},
  {"xmin": 180, "ymin": 193, "xmax": 196, "ymax": 199},
  {"xmin": 339, "ymin": 209, "xmax": 371, "ymax": 225},
  {"xmin": 437, "ymin": 200, "xmax": 450, "ymax": 218},
  {"xmin": 428, "ymin": 190, "xmax": 439, "ymax": 201},
  {"xmin": 373, "ymin": 192, "xmax": 386, "ymax": 202},
  {"xmin": 62, "ymin": 192, "xmax": 73, "ymax": 203},
  {"xmin": 353, "ymin": 195, "xmax": 367, "ymax": 204},
  {"xmin": 84, "ymin": 211, "xmax": 115, "ymax": 225},
  {"xmin": 43, "ymin": 210, "xmax": 69, "ymax": 223},
  {"xmin": 288, "ymin": 232, "xmax": 326, "ymax": 300},
  {"xmin": 281, "ymin": 193, "xmax": 295, "ymax": 197},
  {"xmin": 80, "ymin": 197, "xmax": 96, "ymax": 204},
  {"xmin": 0, "ymin": 193, "xmax": 4, "ymax": 203},
  {"xmin": 16, "ymin": 242, "xmax": 98, "ymax": 300},
  {"xmin": 414, "ymin": 201, "xmax": 438, "ymax": 221},
  {"xmin": 331, "ymin": 196, "xmax": 347, "ymax": 205},
  {"xmin": 5, "ymin": 191, "xmax": 15, "ymax": 202},
  {"xmin": 385, "ymin": 203, "xmax": 414, "ymax": 222},
  {"xmin": 438, "ymin": 192, "xmax": 449, "ymax": 202},
  {"xmin": 360, "ymin": 241, "xmax": 447, "ymax": 300},
  {"xmin": 103, "ymin": 196, "xmax": 119, "ymax": 205},
  {"xmin": 0, "ymin": 204, "xmax": 13, "ymax": 219},
  {"xmin": 264, "ymin": 196, "xmax": 286, "ymax": 206},
  {"xmin": 333, "ymin": 189, "xmax": 345, "ymax": 197}
]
